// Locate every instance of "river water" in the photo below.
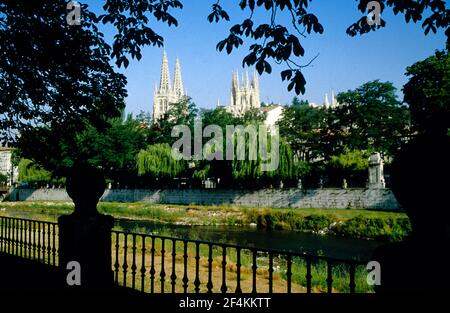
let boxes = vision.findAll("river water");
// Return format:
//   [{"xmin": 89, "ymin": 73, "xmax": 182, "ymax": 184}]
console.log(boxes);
[{"xmin": 116, "ymin": 219, "xmax": 384, "ymax": 261}]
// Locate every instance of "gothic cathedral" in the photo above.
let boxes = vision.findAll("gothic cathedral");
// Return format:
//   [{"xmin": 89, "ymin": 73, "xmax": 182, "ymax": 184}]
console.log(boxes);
[
  {"xmin": 227, "ymin": 70, "xmax": 261, "ymax": 116},
  {"xmin": 153, "ymin": 50, "xmax": 185, "ymax": 120}
]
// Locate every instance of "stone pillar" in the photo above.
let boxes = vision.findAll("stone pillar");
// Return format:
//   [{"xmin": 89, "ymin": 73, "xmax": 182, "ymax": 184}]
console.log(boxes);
[
  {"xmin": 367, "ymin": 152, "xmax": 385, "ymax": 189},
  {"xmin": 58, "ymin": 165, "xmax": 113, "ymax": 291}
]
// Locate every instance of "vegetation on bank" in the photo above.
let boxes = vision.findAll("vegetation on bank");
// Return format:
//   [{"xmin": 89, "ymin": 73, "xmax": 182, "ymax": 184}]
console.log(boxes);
[{"xmin": 0, "ymin": 201, "xmax": 410, "ymax": 242}]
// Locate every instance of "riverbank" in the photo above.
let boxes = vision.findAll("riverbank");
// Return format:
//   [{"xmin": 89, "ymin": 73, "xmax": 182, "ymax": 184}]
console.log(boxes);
[{"xmin": 0, "ymin": 201, "xmax": 410, "ymax": 242}]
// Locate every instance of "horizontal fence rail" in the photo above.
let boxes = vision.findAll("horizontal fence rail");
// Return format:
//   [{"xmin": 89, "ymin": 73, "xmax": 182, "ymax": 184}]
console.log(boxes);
[
  {"xmin": 111, "ymin": 230, "xmax": 370, "ymax": 294},
  {"xmin": 0, "ymin": 216, "xmax": 59, "ymax": 266}
]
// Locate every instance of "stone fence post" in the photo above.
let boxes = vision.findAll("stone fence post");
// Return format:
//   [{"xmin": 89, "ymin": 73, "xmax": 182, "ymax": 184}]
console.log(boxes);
[{"xmin": 58, "ymin": 165, "xmax": 114, "ymax": 291}]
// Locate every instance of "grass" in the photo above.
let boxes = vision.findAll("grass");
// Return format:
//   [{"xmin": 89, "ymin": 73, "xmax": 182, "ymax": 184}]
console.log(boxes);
[{"xmin": 0, "ymin": 201, "xmax": 410, "ymax": 241}]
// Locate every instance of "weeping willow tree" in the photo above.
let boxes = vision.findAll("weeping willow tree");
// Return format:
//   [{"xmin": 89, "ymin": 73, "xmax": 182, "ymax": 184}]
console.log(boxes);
[
  {"xmin": 137, "ymin": 144, "xmax": 186, "ymax": 179},
  {"xmin": 18, "ymin": 159, "xmax": 64, "ymax": 185},
  {"xmin": 231, "ymin": 132, "xmax": 302, "ymax": 185}
]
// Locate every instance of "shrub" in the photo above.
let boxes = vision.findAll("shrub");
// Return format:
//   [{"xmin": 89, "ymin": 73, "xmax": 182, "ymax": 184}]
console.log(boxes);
[{"xmin": 333, "ymin": 215, "xmax": 411, "ymax": 241}]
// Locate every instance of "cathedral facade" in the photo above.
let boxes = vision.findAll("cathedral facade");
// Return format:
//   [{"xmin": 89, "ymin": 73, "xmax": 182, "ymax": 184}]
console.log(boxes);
[
  {"xmin": 153, "ymin": 50, "xmax": 185, "ymax": 120},
  {"xmin": 227, "ymin": 70, "xmax": 261, "ymax": 115}
]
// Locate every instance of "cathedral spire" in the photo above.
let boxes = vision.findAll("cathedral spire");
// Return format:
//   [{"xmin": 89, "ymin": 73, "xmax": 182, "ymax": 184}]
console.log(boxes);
[
  {"xmin": 159, "ymin": 49, "xmax": 171, "ymax": 92},
  {"xmin": 245, "ymin": 70, "xmax": 250, "ymax": 88},
  {"xmin": 331, "ymin": 89, "xmax": 338, "ymax": 107},
  {"xmin": 173, "ymin": 57, "xmax": 184, "ymax": 97},
  {"xmin": 324, "ymin": 93, "xmax": 330, "ymax": 108}
]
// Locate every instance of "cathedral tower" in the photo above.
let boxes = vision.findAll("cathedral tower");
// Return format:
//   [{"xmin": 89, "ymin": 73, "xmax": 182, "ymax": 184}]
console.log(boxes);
[
  {"xmin": 228, "ymin": 70, "xmax": 261, "ymax": 115},
  {"xmin": 153, "ymin": 50, "xmax": 186, "ymax": 120}
]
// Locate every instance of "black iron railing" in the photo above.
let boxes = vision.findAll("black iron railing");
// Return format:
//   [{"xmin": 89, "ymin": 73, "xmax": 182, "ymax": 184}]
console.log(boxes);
[
  {"xmin": 0, "ymin": 216, "xmax": 371, "ymax": 293},
  {"xmin": 111, "ymin": 230, "xmax": 370, "ymax": 293},
  {"xmin": 0, "ymin": 216, "xmax": 59, "ymax": 266}
]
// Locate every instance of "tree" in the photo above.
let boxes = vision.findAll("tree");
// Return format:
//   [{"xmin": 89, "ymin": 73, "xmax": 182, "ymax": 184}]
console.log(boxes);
[
  {"xmin": 0, "ymin": 0, "xmax": 127, "ymax": 143},
  {"xmin": 327, "ymin": 148, "xmax": 371, "ymax": 187},
  {"xmin": 278, "ymin": 100, "xmax": 327, "ymax": 161},
  {"xmin": 0, "ymin": 172, "xmax": 8, "ymax": 185},
  {"xmin": 17, "ymin": 159, "xmax": 64, "ymax": 185},
  {"xmin": 74, "ymin": 113, "xmax": 147, "ymax": 183},
  {"xmin": 2, "ymin": 0, "xmax": 447, "ymax": 144},
  {"xmin": 148, "ymin": 96, "xmax": 198, "ymax": 145},
  {"xmin": 231, "ymin": 137, "xmax": 301, "ymax": 187},
  {"xmin": 16, "ymin": 112, "xmax": 147, "ymax": 183},
  {"xmin": 238, "ymin": 108, "xmax": 267, "ymax": 125},
  {"xmin": 291, "ymin": 97, "xmax": 309, "ymax": 107},
  {"xmin": 327, "ymin": 80, "xmax": 410, "ymax": 157},
  {"xmin": 137, "ymin": 143, "xmax": 187, "ymax": 181},
  {"xmin": 403, "ymin": 49, "xmax": 450, "ymax": 135},
  {"xmin": 209, "ymin": 0, "xmax": 449, "ymax": 94}
]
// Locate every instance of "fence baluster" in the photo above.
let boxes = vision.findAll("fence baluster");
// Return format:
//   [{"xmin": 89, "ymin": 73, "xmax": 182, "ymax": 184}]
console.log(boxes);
[
  {"xmin": 221, "ymin": 245, "xmax": 227, "ymax": 294},
  {"xmin": 18, "ymin": 219, "xmax": 22, "ymax": 256},
  {"xmin": 252, "ymin": 249, "xmax": 257, "ymax": 293},
  {"xmin": 150, "ymin": 237, "xmax": 155, "ymax": 293},
  {"xmin": 47, "ymin": 223, "xmax": 51, "ymax": 264},
  {"xmin": 194, "ymin": 242, "xmax": 200, "ymax": 293},
  {"xmin": 207, "ymin": 244, "xmax": 213, "ymax": 293},
  {"xmin": 286, "ymin": 254, "xmax": 292, "ymax": 293},
  {"xmin": 140, "ymin": 235, "xmax": 146, "ymax": 292},
  {"xmin": 114, "ymin": 232, "xmax": 120, "ymax": 283},
  {"xmin": 28, "ymin": 220, "xmax": 32, "ymax": 258},
  {"xmin": 327, "ymin": 260, "xmax": 333, "ymax": 293},
  {"xmin": 268, "ymin": 252, "xmax": 274, "ymax": 293},
  {"xmin": 42, "ymin": 222, "xmax": 46, "ymax": 263},
  {"xmin": 122, "ymin": 233, "xmax": 128, "ymax": 287},
  {"xmin": 13, "ymin": 218, "xmax": 17, "ymax": 255},
  {"xmin": 0, "ymin": 217, "xmax": 3, "ymax": 252},
  {"xmin": 349, "ymin": 262, "xmax": 356, "ymax": 293},
  {"xmin": 171, "ymin": 239, "xmax": 177, "ymax": 293},
  {"xmin": 32, "ymin": 221, "xmax": 36, "ymax": 260},
  {"xmin": 51, "ymin": 223, "xmax": 56, "ymax": 266},
  {"xmin": 306, "ymin": 256, "xmax": 312, "ymax": 293},
  {"xmin": 131, "ymin": 234, "xmax": 137, "ymax": 290},
  {"xmin": 160, "ymin": 238, "xmax": 166, "ymax": 293}
]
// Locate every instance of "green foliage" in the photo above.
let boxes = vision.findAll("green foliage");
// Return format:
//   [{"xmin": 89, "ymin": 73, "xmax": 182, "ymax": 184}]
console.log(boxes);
[
  {"xmin": 278, "ymin": 102, "xmax": 327, "ymax": 161},
  {"xmin": 216, "ymin": 0, "xmax": 447, "ymax": 95},
  {"xmin": 231, "ymin": 136, "xmax": 299, "ymax": 184},
  {"xmin": 254, "ymin": 210, "xmax": 336, "ymax": 232},
  {"xmin": 327, "ymin": 149, "xmax": 370, "ymax": 186},
  {"xmin": 403, "ymin": 49, "xmax": 450, "ymax": 135},
  {"xmin": 18, "ymin": 159, "xmax": 64, "ymax": 185},
  {"xmin": 334, "ymin": 215, "xmax": 412, "ymax": 242},
  {"xmin": 149, "ymin": 96, "xmax": 198, "ymax": 145},
  {"xmin": 252, "ymin": 210, "xmax": 411, "ymax": 242},
  {"xmin": 137, "ymin": 143, "xmax": 187, "ymax": 179},
  {"xmin": 291, "ymin": 97, "xmax": 309, "ymax": 107},
  {"xmin": 0, "ymin": 172, "xmax": 8, "ymax": 184},
  {"xmin": 16, "ymin": 112, "xmax": 146, "ymax": 183},
  {"xmin": 329, "ymin": 149, "xmax": 369, "ymax": 171},
  {"xmin": 327, "ymin": 80, "xmax": 410, "ymax": 157},
  {"xmin": 1, "ymin": 0, "xmax": 126, "ymax": 144}
]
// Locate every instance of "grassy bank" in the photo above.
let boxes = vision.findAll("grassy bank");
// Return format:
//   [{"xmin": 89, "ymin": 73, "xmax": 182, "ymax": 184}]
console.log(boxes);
[{"xmin": 0, "ymin": 201, "xmax": 410, "ymax": 241}]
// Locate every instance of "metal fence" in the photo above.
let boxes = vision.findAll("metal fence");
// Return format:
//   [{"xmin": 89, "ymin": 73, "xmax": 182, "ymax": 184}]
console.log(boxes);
[
  {"xmin": 111, "ymin": 230, "xmax": 371, "ymax": 293},
  {"xmin": 0, "ymin": 216, "xmax": 371, "ymax": 293},
  {"xmin": 0, "ymin": 216, "xmax": 59, "ymax": 266}
]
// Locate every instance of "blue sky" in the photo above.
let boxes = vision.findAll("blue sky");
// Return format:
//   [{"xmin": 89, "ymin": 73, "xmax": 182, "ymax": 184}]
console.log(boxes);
[{"xmin": 85, "ymin": 0, "xmax": 447, "ymax": 115}]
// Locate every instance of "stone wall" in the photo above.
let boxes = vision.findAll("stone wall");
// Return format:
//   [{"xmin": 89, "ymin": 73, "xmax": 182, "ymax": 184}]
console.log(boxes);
[{"xmin": 6, "ymin": 188, "xmax": 401, "ymax": 210}]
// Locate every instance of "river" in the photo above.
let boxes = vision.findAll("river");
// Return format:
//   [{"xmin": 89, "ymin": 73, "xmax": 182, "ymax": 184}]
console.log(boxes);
[{"xmin": 116, "ymin": 219, "xmax": 384, "ymax": 261}]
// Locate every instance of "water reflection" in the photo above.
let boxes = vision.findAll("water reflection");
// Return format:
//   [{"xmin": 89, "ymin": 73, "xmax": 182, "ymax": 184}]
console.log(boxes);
[{"xmin": 116, "ymin": 219, "xmax": 383, "ymax": 261}]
